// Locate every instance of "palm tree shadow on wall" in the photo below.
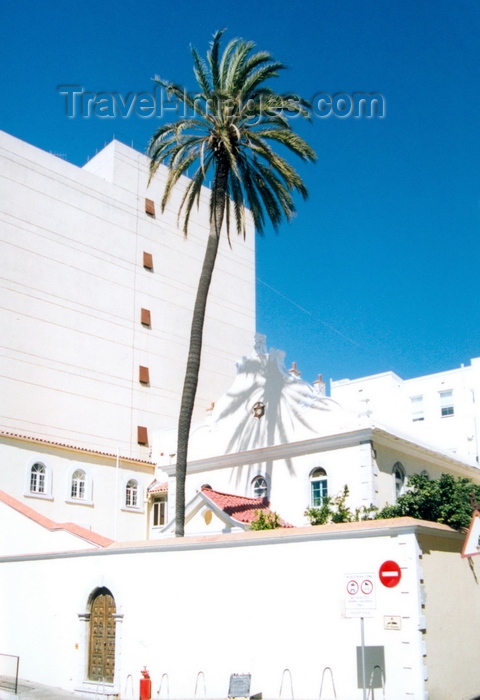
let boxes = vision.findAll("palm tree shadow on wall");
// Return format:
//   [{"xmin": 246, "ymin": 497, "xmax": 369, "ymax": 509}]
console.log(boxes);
[{"xmin": 213, "ymin": 338, "xmax": 339, "ymax": 484}]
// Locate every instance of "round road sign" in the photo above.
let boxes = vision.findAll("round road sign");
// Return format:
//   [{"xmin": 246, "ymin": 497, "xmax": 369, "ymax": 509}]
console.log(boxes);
[
  {"xmin": 347, "ymin": 580, "xmax": 359, "ymax": 595},
  {"xmin": 361, "ymin": 579, "xmax": 374, "ymax": 595},
  {"xmin": 379, "ymin": 560, "xmax": 402, "ymax": 588}
]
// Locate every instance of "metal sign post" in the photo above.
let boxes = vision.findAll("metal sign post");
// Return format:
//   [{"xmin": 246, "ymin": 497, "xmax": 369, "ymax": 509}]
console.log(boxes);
[
  {"xmin": 345, "ymin": 573, "xmax": 375, "ymax": 700},
  {"xmin": 360, "ymin": 617, "xmax": 366, "ymax": 700}
]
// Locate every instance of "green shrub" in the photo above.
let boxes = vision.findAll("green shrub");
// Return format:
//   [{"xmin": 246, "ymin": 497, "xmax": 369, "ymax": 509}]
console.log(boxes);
[
  {"xmin": 375, "ymin": 472, "xmax": 480, "ymax": 530},
  {"xmin": 250, "ymin": 510, "xmax": 282, "ymax": 530}
]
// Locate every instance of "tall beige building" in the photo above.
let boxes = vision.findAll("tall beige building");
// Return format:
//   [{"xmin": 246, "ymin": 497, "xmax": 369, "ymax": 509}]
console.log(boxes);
[{"xmin": 0, "ymin": 131, "xmax": 256, "ymax": 460}]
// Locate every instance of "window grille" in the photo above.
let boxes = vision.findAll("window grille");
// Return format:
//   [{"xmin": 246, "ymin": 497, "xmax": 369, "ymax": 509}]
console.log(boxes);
[
  {"xmin": 310, "ymin": 468, "xmax": 327, "ymax": 507},
  {"xmin": 126, "ymin": 480, "xmax": 138, "ymax": 507},
  {"xmin": 30, "ymin": 463, "xmax": 46, "ymax": 493}
]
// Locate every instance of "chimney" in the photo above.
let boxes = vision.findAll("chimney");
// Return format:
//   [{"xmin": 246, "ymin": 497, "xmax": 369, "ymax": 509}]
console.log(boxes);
[
  {"xmin": 289, "ymin": 361, "xmax": 301, "ymax": 377},
  {"xmin": 313, "ymin": 374, "xmax": 326, "ymax": 396}
]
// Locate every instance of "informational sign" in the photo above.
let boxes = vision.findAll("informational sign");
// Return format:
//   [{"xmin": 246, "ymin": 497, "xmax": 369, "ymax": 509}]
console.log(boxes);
[
  {"xmin": 379, "ymin": 560, "xmax": 402, "ymax": 588},
  {"xmin": 384, "ymin": 615, "xmax": 401, "ymax": 630},
  {"xmin": 345, "ymin": 572, "xmax": 376, "ymax": 618},
  {"xmin": 461, "ymin": 510, "xmax": 480, "ymax": 558},
  {"xmin": 228, "ymin": 674, "xmax": 251, "ymax": 698}
]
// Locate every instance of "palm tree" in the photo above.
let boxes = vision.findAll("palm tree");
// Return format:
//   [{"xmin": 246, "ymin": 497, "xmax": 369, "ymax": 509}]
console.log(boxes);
[{"xmin": 148, "ymin": 29, "xmax": 316, "ymax": 536}]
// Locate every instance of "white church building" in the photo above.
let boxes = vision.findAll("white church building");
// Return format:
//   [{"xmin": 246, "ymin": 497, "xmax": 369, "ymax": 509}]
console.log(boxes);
[{"xmin": 2, "ymin": 131, "xmax": 480, "ymax": 700}]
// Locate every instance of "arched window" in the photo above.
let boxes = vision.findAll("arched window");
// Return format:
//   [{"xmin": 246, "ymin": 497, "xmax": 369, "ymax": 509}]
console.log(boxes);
[
  {"xmin": 71, "ymin": 469, "xmax": 86, "ymax": 499},
  {"xmin": 310, "ymin": 468, "xmax": 328, "ymax": 507},
  {"xmin": 30, "ymin": 462, "xmax": 46, "ymax": 494},
  {"xmin": 252, "ymin": 476, "xmax": 268, "ymax": 498},
  {"xmin": 125, "ymin": 479, "xmax": 138, "ymax": 507},
  {"xmin": 393, "ymin": 462, "xmax": 406, "ymax": 500},
  {"xmin": 66, "ymin": 464, "xmax": 93, "ymax": 504},
  {"xmin": 25, "ymin": 459, "xmax": 52, "ymax": 499}
]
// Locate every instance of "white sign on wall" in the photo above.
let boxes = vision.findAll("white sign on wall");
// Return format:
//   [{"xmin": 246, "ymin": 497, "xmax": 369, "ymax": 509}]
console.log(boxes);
[
  {"xmin": 345, "ymin": 572, "xmax": 376, "ymax": 618},
  {"xmin": 461, "ymin": 510, "xmax": 480, "ymax": 558}
]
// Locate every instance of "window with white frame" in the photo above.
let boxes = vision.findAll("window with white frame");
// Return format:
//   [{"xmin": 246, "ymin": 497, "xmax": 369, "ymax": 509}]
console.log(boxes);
[
  {"xmin": 30, "ymin": 462, "xmax": 46, "ymax": 493},
  {"xmin": 65, "ymin": 464, "xmax": 93, "ymax": 504},
  {"xmin": 252, "ymin": 475, "xmax": 268, "ymax": 498},
  {"xmin": 310, "ymin": 468, "xmax": 328, "ymax": 507},
  {"xmin": 410, "ymin": 395, "xmax": 424, "ymax": 422},
  {"xmin": 440, "ymin": 390, "xmax": 454, "ymax": 417},
  {"xmin": 153, "ymin": 496, "xmax": 167, "ymax": 527},
  {"xmin": 125, "ymin": 479, "xmax": 138, "ymax": 507},
  {"xmin": 71, "ymin": 469, "xmax": 86, "ymax": 499},
  {"xmin": 393, "ymin": 462, "xmax": 406, "ymax": 500},
  {"xmin": 25, "ymin": 459, "xmax": 53, "ymax": 499}
]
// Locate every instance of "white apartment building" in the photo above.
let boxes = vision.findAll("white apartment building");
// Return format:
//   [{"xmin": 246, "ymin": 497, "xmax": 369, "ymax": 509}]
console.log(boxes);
[
  {"xmin": 0, "ymin": 131, "xmax": 256, "ymax": 460},
  {"xmin": 331, "ymin": 358, "xmax": 480, "ymax": 464}
]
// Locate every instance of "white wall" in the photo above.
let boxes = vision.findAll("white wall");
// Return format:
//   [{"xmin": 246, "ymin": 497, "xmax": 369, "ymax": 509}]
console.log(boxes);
[
  {"xmin": 0, "ymin": 131, "xmax": 255, "ymax": 459},
  {"xmin": 331, "ymin": 359, "xmax": 480, "ymax": 464},
  {"xmin": 0, "ymin": 520, "xmax": 451, "ymax": 700},
  {"xmin": 0, "ymin": 435, "xmax": 155, "ymax": 542},
  {"xmin": 0, "ymin": 500, "xmax": 102, "ymax": 555}
]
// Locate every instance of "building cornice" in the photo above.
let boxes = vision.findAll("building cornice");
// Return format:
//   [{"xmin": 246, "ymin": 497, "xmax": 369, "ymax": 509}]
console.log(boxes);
[
  {"xmin": 0, "ymin": 431, "xmax": 155, "ymax": 468},
  {"xmin": 163, "ymin": 424, "xmax": 479, "ymax": 478},
  {"xmin": 164, "ymin": 427, "xmax": 375, "ymax": 476},
  {"xmin": 0, "ymin": 517, "xmax": 462, "ymax": 564}
]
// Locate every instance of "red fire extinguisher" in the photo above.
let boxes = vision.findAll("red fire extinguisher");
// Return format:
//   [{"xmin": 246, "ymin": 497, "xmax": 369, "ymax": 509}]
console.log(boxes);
[{"xmin": 139, "ymin": 667, "xmax": 151, "ymax": 700}]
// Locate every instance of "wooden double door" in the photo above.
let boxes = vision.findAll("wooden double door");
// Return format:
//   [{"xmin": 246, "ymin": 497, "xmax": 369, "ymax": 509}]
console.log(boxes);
[{"xmin": 88, "ymin": 588, "xmax": 116, "ymax": 683}]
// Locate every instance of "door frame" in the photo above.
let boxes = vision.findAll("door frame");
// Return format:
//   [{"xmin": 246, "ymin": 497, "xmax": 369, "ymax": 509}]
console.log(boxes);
[{"xmin": 75, "ymin": 584, "xmax": 123, "ymax": 697}]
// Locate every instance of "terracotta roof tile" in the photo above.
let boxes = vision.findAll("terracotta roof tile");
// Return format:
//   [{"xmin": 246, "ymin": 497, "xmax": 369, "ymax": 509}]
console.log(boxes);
[
  {"xmin": 0, "ymin": 431, "xmax": 155, "ymax": 466},
  {"xmin": 0, "ymin": 490, "xmax": 114, "ymax": 547},
  {"xmin": 148, "ymin": 480, "xmax": 168, "ymax": 494},
  {"xmin": 201, "ymin": 487, "xmax": 293, "ymax": 527}
]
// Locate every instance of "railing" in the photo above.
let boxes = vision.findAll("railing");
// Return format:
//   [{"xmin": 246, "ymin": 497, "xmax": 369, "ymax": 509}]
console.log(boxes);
[
  {"xmin": 278, "ymin": 668, "xmax": 294, "ymax": 700},
  {"xmin": 124, "ymin": 673, "xmax": 135, "ymax": 699},
  {"xmin": 367, "ymin": 665, "xmax": 385, "ymax": 700},
  {"xmin": 156, "ymin": 672, "xmax": 169, "ymax": 699},
  {"xmin": 0, "ymin": 654, "xmax": 20, "ymax": 694},
  {"xmin": 319, "ymin": 666, "xmax": 337, "ymax": 699},
  {"xmin": 194, "ymin": 671, "xmax": 207, "ymax": 699}
]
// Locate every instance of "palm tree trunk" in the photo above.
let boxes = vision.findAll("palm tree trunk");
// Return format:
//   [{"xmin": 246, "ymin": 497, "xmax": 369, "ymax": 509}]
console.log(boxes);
[{"xmin": 175, "ymin": 160, "xmax": 229, "ymax": 536}]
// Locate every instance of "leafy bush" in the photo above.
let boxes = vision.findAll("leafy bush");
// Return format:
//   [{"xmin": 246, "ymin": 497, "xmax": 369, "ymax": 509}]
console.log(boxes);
[
  {"xmin": 375, "ymin": 472, "xmax": 480, "ymax": 530},
  {"xmin": 304, "ymin": 486, "xmax": 375, "ymax": 525},
  {"xmin": 250, "ymin": 510, "xmax": 282, "ymax": 530},
  {"xmin": 304, "ymin": 473, "xmax": 480, "ymax": 531}
]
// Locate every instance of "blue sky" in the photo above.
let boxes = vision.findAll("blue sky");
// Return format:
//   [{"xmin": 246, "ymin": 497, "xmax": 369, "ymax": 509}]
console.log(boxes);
[{"xmin": 2, "ymin": 0, "xmax": 480, "ymax": 386}]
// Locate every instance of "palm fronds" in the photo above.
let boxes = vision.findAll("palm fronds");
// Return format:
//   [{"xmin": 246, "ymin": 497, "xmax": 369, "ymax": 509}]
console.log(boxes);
[{"xmin": 148, "ymin": 30, "xmax": 316, "ymax": 237}]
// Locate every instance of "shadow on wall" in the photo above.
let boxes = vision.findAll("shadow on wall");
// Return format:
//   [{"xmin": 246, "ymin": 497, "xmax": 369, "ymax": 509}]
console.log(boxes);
[{"xmin": 214, "ymin": 335, "xmax": 341, "ymax": 460}]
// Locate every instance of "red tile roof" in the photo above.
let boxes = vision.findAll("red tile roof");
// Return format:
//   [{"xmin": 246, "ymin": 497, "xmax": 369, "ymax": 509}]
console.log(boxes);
[
  {"xmin": 201, "ymin": 487, "xmax": 293, "ymax": 527},
  {"xmin": 0, "ymin": 490, "xmax": 114, "ymax": 548},
  {"xmin": 148, "ymin": 480, "xmax": 168, "ymax": 494},
  {"xmin": 0, "ymin": 431, "xmax": 155, "ymax": 466}
]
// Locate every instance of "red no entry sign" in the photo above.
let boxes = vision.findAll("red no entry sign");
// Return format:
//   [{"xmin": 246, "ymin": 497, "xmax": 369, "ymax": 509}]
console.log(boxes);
[{"xmin": 379, "ymin": 560, "xmax": 402, "ymax": 588}]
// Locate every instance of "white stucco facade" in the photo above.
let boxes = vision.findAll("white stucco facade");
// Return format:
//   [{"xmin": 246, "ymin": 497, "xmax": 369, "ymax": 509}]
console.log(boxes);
[
  {"xmin": 3, "ymin": 129, "xmax": 480, "ymax": 700},
  {"xmin": 0, "ymin": 433, "xmax": 155, "ymax": 542},
  {"xmin": 152, "ymin": 339, "xmax": 480, "ymax": 534},
  {"xmin": 0, "ymin": 130, "xmax": 255, "ymax": 460},
  {"xmin": 331, "ymin": 358, "xmax": 480, "ymax": 464},
  {"xmin": 1, "ymin": 519, "xmax": 479, "ymax": 700}
]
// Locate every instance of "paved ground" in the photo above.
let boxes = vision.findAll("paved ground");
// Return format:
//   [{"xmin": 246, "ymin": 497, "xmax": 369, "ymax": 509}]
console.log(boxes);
[{"xmin": 0, "ymin": 678, "xmax": 94, "ymax": 699}]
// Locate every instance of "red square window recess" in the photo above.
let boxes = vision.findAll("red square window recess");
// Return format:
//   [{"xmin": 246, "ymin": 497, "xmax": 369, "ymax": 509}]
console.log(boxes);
[
  {"xmin": 137, "ymin": 425, "xmax": 148, "ymax": 445},
  {"xmin": 145, "ymin": 198, "xmax": 155, "ymax": 216},
  {"xmin": 139, "ymin": 366, "xmax": 150, "ymax": 384},
  {"xmin": 140, "ymin": 308, "xmax": 151, "ymax": 327},
  {"xmin": 143, "ymin": 252, "xmax": 153, "ymax": 270}
]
